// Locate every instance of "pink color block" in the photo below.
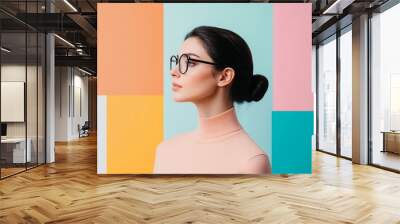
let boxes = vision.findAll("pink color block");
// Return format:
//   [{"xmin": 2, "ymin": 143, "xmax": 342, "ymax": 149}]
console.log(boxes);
[
  {"xmin": 153, "ymin": 107, "xmax": 271, "ymax": 174},
  {"xmin": 273, "ymin": 4, "xmax": 313, "ymax": 111}
]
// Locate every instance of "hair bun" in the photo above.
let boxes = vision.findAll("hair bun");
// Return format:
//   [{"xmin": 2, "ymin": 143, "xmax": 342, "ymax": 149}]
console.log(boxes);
[{"xmin": 248, "ymin": 74, "xmax": 268, "ymax": 102}]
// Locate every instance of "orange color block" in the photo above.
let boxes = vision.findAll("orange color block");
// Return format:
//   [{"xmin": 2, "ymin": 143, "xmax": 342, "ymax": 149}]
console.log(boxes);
[
  {"xmin": 107, "ymin": 95, "xmax": 163, "ymax": 173},
  {"xmin": 98, "ymin": 4, "xmax": 163, "ymax": 95}
]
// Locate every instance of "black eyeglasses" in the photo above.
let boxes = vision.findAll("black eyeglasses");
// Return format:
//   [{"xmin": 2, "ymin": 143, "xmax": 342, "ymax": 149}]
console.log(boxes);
[{"xmin": 170, "ymin": 53, "xmax": 217, "ymax": 74}]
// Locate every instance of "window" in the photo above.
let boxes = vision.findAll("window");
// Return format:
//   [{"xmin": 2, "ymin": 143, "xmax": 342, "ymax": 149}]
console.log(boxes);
[
  {"xmin": 340, "ymin": 27, "xmax": 352, "ymax": 158},
  {"xmin": 317, "ymin": 35, "xmax": 337, "ymax": 154},
  {"xmin": 371, "ymin": 3, "xmax": 400, "ymax": 171}
]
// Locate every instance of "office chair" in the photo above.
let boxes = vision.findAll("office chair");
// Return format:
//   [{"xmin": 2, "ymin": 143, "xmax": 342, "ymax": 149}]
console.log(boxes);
[{"xmin": 79, "ymin": 121, "xmax": 90, "ymax": 138}]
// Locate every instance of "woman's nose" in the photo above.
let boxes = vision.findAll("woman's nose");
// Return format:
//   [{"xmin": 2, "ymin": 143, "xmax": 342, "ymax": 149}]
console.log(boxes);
[{"xmin": 170, "ymin": 66, "xmax": 181, "ymax": 78}]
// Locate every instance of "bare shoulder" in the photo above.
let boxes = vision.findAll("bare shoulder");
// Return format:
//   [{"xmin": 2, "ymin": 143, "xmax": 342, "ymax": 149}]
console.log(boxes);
[
  {"xmin": 241, "ymin": 154, "xmax": 271, "ymax": 174},
  {"xmin": 231, "ymin": 131, "xmax": 271, "ymax": 174},
  {"xmin": 154, "ymin": 132, "xmax": 192, "ymax": 173},
  {"xmin": 155, "ymin": 132, "xmax": 192, "ymax": 152},
  {"xmin": 235, "ymin": 132, "xmax": 269, "ymax": 157}
]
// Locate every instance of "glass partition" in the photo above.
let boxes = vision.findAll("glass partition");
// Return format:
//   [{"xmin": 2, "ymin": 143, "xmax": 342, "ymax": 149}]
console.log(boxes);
[
  {"xmin": 27, "ymin": 30, "xmax": 38, "ymax": 169},
  {"xmin": 0, "ymin": 1, "xmax": 46, "ymax": 179},
  {"xmin": 1, "ymin": 31, "xmax": 28, "ymax": 177}
]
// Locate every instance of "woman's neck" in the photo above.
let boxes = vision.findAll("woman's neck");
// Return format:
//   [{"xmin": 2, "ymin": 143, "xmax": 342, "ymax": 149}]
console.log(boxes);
[
  {"xmin": 196, "ymin": 106, "xmax": 242, "ymax": 140},
  {"xmin": 194, "ymin": 91, "xmax": 233, "ymax": 118}
]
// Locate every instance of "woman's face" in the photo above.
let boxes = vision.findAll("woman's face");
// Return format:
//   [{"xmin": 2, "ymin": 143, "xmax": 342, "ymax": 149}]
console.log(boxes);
[{"xmin": 171, "ymin": 37, "xmax": 219, "ymax": 103}]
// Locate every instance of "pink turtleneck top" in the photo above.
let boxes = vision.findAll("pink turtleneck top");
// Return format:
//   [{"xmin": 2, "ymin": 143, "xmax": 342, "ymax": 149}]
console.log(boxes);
[{"xmin": 153, "ymin": 107, "xmax": 271, "ymax": 174}]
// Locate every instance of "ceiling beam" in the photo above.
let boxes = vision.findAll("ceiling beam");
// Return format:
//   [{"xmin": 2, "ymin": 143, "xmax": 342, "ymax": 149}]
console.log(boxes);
[{"xmin": 67, "ymin": 13, "xmax": 97, "ymax": 45}]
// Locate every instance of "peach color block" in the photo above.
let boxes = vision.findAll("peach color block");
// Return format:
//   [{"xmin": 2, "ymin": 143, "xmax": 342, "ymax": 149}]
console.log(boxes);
[
  {"xmin": 98, "ymin": 4, "xmax": 163, "ymax": 95},
  {"xmin": 273, "ymin": 4, "xmax": 313, "ymax": 111},
  {"xmin": 107, "ymin": 95, "xmax": 163, "ymax": 174}
]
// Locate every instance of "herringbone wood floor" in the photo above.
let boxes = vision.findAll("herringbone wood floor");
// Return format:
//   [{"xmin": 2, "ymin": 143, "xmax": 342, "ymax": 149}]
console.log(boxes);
[{"xmin": 0, "ymin": 134, "xmax": 400, "ymax": 224}]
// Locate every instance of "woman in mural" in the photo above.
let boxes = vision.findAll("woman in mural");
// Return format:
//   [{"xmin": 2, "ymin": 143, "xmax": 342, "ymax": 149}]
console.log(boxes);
[{"xmin": 154, "ymin": 26, "xmax": 271, "ymax": 174}]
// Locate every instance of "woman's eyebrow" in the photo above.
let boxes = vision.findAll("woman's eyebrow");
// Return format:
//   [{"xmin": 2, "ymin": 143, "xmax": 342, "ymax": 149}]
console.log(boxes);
[{"xmin": 185, "ymin": 53, "xmax": 200, "ymax": 58}]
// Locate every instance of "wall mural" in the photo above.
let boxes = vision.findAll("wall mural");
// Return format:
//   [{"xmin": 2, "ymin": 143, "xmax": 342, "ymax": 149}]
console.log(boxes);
[{"xmin": 97, "ymin": 3, "xmax": 313, "ymax": 174}]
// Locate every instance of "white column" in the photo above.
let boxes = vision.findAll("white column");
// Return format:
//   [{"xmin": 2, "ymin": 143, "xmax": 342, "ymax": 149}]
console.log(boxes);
[
  {"xmin": 45, "ymin": 0, "xmax": 55, "ymax": 163},
  {"xmin": 46, "ymin": 32, "xmax": 55, "ymax": 163},
  {"xmin": 352, "ymin": 14, "xmax": 369, "ymax": 164}
]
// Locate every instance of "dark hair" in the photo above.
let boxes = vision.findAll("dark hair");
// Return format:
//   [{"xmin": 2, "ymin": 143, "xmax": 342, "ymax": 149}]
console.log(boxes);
[{"xmin": 185, "ymin": 26, "xmax": 269, "ymax": 103}]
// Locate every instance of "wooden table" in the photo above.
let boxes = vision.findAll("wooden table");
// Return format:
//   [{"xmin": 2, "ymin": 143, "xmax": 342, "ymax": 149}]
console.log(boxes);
[
  {"xmin": 1, "ymin": 138, "xmax": 32, "ymax": 164},
  {"xmin": 381, "ymin": 131, "xmax": 400, "ymax": 154}
]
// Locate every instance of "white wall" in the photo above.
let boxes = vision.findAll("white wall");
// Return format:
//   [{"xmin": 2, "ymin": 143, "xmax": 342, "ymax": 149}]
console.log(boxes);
[
  {"xmin": 72, "ymin": 73, "xmax": 89, "ymax": 138},
  {"xmin": 1, "ymin": 65, "xmax": 40, "ymax": 137},
  {"xmin": 1, "ymin": 82, "xmax": 25, "ymax": 122},
  {"xmin": 1, "ymin": 65, "xmax": 26, "ymax": 133},
  {"xmin": 55, "ymin": 67, "xmax": 89, "ymax": 141},
  {"xmin": 55, "ymin": 66, "xmax": 70, "ymax": 141},
  {"xmin": 312, "ymin": 45, "xmax": 316, "ymax": 151}
]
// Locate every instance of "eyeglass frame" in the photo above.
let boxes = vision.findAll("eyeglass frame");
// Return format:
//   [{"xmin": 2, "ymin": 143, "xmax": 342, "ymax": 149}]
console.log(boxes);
[{"xmin": 170, "ymin": 53, "xmax": 217, "ymax": 74}]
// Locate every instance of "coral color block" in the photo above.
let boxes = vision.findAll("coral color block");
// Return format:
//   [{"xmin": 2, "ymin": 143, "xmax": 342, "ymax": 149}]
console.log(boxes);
[
  {"xmin": 273, "ymin": 4, "xmax": 313, "ymax": 111},
  {"xmin": 107, "ymin": 95, "xmax": 163, "ymax": 173},
  {"xmin": 97, "ymin": 4, "xmax": 163, "ymax": 95}
]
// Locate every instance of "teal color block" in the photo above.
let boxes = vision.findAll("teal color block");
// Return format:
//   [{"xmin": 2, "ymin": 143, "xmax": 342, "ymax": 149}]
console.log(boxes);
[
  {"xmin": 272, "ymin": 111, "xmax": 314, "ymax": 174},
  {"xmin": 163, "ymin": 3, "xmax": 273, "ymax": 158}
]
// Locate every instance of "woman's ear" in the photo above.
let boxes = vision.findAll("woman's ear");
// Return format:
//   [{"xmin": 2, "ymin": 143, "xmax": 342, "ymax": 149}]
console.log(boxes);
[{"xmin": 217, "ymin": 67, "xmax": 235, "ymax": 87}]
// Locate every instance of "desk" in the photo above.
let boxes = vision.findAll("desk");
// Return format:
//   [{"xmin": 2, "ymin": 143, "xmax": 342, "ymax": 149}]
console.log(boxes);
[
  {"xmin": 1, "ymin": 138, "xmax": 31, "ymax": 163},
  {"xmin": 381, "ymin": 131, "xmax": 400, "ymax": 154}
]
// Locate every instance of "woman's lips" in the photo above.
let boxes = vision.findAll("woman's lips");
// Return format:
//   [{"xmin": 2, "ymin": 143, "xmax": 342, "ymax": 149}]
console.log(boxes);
[{"xmin": 172, "ymin": 83, "xmax": 182, "ymax": 91}]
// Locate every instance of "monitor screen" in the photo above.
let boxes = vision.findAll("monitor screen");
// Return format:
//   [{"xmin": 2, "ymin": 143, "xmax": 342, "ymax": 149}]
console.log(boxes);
[{"xmin": 1, "ymin": 123, "xmax": 7, "ymax": 137}]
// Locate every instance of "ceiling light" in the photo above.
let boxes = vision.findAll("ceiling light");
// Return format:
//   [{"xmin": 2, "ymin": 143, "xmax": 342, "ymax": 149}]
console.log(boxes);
[
  {"xmin": 1, "ymin": 47, "xmax": 11, "ymax": 53},
  {"xmin": 78, "ymin": 67, "xmax": 93, "ymax": 76},
  {"xmin": 322, "ymin": 0, "xmax": 354, "ymax": 15},
  {"xmin": 54, "ymin": 34, "xmax": 75, "ymax": 48},
  {"xmin": 63, "ymin": 0, "xmax": 78, "ymax": 12},
  {"xmin": 323, "ymin": 0, "xmax": 341, "ymax": 14}
]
